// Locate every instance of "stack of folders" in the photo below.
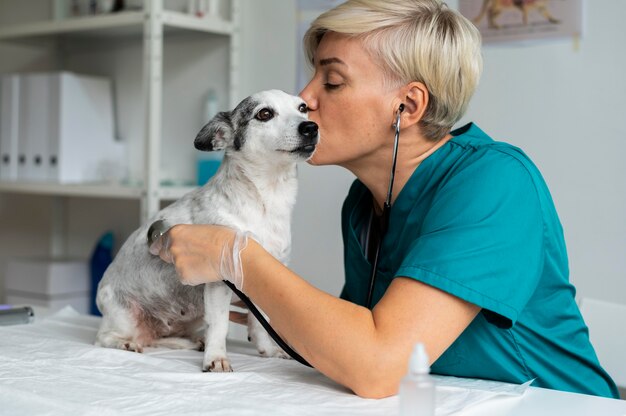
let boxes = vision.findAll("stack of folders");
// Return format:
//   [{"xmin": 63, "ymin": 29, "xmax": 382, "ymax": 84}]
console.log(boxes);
[{"xmin": 0, "ymin": 71, "xmax": 126, "ymax": 184}]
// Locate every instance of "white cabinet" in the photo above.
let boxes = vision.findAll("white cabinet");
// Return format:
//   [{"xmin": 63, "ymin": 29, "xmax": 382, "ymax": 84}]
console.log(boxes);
[{"xmin": 0, "ymin": 0, "xmax": 240, "ymax": 225}]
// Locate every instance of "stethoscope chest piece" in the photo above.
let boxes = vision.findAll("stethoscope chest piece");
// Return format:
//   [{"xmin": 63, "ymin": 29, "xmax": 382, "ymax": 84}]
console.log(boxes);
[{"xmin": 147, "ymin": 219, "xmax": 169, "ymax": 248}]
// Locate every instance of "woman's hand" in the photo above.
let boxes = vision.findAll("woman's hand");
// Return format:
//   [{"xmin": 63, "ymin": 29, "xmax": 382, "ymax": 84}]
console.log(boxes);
[{"xmin": 149, "ymin": 224, "xmax": 249, "ymax": 289}]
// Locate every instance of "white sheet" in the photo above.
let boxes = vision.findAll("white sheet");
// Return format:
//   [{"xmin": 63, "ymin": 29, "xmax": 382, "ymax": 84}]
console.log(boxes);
[{"xmin": 0, "ymin": 307, "xmax": 529, "ymax": 415}]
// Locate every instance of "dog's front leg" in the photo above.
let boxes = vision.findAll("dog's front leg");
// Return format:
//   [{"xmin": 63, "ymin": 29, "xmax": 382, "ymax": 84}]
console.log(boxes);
[
  {"xmin": 248, "ymin": 308, "xmax": 290, "ymax": 360},
  {"xmin": 202, "ymin": 281, "xmax": 233, "ymax": 372}
]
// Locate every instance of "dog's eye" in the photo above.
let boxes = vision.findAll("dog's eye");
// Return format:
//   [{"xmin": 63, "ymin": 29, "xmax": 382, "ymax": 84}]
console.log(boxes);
[
  {"xmin": 298, "ymin": 103, "xmax": 308, "ymax": 113},
  {"xmin": 255, "ymin": 108, "xmax": 274, "ymax": 122}
]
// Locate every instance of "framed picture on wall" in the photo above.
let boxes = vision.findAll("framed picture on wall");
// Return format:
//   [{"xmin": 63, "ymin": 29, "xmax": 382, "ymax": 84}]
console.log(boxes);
[{"xmin": 460, "ymin": 0, "xmax": 584, "ymax": 44}]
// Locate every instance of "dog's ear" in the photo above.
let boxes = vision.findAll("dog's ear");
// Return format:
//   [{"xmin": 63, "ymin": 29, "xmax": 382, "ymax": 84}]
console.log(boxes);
[{"xmin": 194, "ymin": 111, "xmax": 233, "ymax": 151}]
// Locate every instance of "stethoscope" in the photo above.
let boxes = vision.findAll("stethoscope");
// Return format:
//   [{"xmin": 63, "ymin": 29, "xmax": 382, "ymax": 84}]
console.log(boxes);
[
  {"xmin": 366, "ymin": 103, "xmax": 404, "ymax": 309},
  {"xmin": 146, "ymin": 103, "xmax": 405, "ymax": 368}
]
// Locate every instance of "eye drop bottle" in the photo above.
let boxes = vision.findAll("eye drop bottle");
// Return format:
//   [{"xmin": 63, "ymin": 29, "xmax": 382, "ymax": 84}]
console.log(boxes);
[{"xmin": 399, "ymin": 343, "xmax": 435, "ymax": 416}]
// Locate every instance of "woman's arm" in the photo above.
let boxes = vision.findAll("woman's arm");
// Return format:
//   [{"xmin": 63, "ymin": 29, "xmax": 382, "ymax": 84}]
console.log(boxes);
[
  {"xmin": 241, "ymin": 238, "xmax": 479, "ymax": 398},
  {"xmin": 157, "ymin": 224, "xmax": 480, "ymax": 399}
]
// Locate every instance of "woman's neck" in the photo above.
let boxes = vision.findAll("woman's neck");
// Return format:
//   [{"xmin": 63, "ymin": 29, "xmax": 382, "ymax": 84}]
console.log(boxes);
[{"xmin": 346, "ymin": 131, "xmax": 453, "ymax": 212}]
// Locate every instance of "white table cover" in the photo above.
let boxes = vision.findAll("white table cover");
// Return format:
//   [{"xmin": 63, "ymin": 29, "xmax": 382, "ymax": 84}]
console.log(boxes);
[{"xmin": 0, "ymin": 307, "xmax": 529, "ymax": 415}]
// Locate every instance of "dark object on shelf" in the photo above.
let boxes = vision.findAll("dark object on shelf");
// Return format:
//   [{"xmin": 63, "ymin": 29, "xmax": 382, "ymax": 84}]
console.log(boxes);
[{"xmin": 112, "ymin": 0, "xmax": 125, "ymax": 12}]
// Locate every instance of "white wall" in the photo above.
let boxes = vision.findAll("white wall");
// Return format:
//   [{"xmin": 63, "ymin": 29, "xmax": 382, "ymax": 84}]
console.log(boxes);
[{"xmin": 448, "ymin": 0, "xmax": 626, "ymax": 304}]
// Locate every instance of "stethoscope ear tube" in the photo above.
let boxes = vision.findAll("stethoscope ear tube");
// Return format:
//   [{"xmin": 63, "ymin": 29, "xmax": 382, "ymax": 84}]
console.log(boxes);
[
  {"xmin": 365, "ymin": 105, "xmax": 404, "ymax": 309},
  {"xmin": 386, "ymin": 104, "xmax": 404, "ymax": 208}
]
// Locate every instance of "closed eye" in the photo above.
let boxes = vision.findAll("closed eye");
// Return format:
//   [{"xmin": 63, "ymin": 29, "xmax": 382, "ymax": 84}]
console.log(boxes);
[
  {"xmin": 324, "ymin": 83, "xmax": 342, "ymax": 91},
  {"xmin": 255, "ymin": 108, "xmax": 274, "ymax": 122}
]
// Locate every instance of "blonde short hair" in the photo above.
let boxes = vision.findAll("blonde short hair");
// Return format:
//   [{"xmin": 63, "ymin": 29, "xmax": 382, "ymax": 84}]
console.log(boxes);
[{"xmin": 304, "ymin": 0, "xmax": 483, "ymax": 141}]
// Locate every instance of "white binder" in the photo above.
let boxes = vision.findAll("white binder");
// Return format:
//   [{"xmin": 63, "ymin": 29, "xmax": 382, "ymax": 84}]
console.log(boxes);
[
  {"xmin": 0, "ymin": 75, "xmax": 20, "ymax": 181},
  {"xmin": 48, "ymin": 72, "xmax": 123, "ymax": 183},
  {"xmin": 16, "ymin": 71, "xmax": 124, "ymax": 183},
  {"xmin": 18, "ymin": 73, "xmax": 51, "ymax": 181}
]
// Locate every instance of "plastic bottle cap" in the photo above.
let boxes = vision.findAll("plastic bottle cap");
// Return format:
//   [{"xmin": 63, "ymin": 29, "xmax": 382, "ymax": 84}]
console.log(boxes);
[
  {"xmin": 409, "ymin": 343, "xmax": 430, "ymax": 375},
  {"xmin": 101, "ymin": 232, "xmax": 114, "ymax": 250}
]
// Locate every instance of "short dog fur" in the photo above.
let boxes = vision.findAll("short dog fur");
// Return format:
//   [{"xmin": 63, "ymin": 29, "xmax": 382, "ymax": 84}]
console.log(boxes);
[{"xmin": 95, "ymin": 90, "xmax": 318, "ymax": 372}]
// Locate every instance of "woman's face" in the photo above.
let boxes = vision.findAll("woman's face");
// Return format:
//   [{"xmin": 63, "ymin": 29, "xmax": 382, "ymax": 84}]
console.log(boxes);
[{"xmin": 300, "ymin": 32, "xmax": 398, "ymax": 168}]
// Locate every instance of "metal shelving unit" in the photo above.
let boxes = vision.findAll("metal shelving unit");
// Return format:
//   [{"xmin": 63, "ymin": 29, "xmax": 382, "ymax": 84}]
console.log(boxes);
[
  {"xmin": 0, "ymin": 0, "xmax": 240, "ymax": 223},
  {"xmin": 0, "ymin": 181, "xmax": 143, "ymax": 199},
  {"xmin": 0, "ymin": 9, "xmax": 234, "ymax": 40}
]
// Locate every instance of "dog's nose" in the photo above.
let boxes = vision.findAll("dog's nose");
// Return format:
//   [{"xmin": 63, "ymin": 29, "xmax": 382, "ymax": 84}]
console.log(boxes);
[{"xmin": 298, "ymin": 121, "xmax": 318, "ymax": 139}]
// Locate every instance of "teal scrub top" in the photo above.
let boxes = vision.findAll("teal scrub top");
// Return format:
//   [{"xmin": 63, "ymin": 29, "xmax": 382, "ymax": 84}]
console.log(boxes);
[{"xmin": 340, "ymin": 123, "xmax": 618, "ymax": 398}]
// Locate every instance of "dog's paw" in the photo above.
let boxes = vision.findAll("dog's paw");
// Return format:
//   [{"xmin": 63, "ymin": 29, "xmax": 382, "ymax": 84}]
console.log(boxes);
[
  {"xmin": 250, "ymin": 330, "xmax": 291, "ymax": 359},
  {"xmin": 259, "ymin": 346, "xmax": 291, "ymax": 360},
  {"xmin": 202, "ymin": 356, "xmax": 233, "ymax": 372},
  {"xmin": 95, "ymin": 332, "xmax": 144, "ymax": 353},
  {"xmin": 195, "ymin": 338, "xmax": 205, "ymax": 352},
  {"xmin": 121, "ymin": 341, "xmax": 144, "ymax": 353},
  {"xmin": 274, "ymin": 348, "xmax": 291, "ymax": 360}
]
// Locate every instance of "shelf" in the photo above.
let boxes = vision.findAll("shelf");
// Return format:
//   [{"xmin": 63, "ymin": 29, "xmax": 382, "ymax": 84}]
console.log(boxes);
[
  {"xmin": 0, "ymin": 181, "xmax": 200, "ymax": 201},
  {"xmin": 0, "ymin": 10, "xmax": 234, "ymax": 41},
  {"xmin": 162, "ymin": 10, "xmax": 233, "ymax": 36},
  {"xmin": 0, "ymin": 181, "xmax": 143, "ymax": 199},
  {"xmin": 0, "ymin": 0, "xmax": 239, "ymax": 223},
  {"xmin": 158, "ymin": 185, "xmax": 198, "ymax": 201}
]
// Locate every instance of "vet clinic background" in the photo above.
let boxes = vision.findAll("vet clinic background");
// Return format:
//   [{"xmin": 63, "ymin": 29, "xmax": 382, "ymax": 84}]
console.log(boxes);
[{"xmin": 0, "ymin": 0, "xmax": 624, "ymax": 391}]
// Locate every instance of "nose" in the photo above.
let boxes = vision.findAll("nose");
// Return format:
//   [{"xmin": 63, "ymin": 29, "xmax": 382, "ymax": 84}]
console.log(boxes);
[
  {"xmin": 299, "ymin": 81, "xmax": 318, "ymax": 111},
  {"xmin": 298, "ymin": 121, "xmax": 318, "ymax": 139}
]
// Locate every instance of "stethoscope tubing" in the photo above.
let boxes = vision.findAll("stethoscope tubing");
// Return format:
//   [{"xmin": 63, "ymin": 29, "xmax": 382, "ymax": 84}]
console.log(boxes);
[
  {"xmin": 223, "ymin": 280, "xmax": 313, "ymax": 367},
  {"xmin": 365, "ymin": 104, "xmax": 404, "ymax": 309}
]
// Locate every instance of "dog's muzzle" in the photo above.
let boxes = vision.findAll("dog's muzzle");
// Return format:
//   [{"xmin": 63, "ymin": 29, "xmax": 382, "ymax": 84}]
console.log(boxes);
[{"xmin": 294, "ymin": 121, "xmax": 319, "ymax": 155}]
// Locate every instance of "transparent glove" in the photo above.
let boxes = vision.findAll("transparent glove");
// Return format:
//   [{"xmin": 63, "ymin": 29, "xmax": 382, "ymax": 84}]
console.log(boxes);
[
  {"xmin": 219, "ymin": 230, "xmax": 250, "ymax": 291},
  {"xmin": 148, "ymin": 223, "xmax": 251, "ymax": 291}
]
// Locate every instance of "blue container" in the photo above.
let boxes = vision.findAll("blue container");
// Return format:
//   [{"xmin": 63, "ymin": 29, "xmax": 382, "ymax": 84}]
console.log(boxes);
[
  {"xmin": 197, "ymin": 153, "xmax": 223, "ymax": 185},
  {"xmin": 90, "ymin": 232, "xmax": 114, "ymax": 316}
]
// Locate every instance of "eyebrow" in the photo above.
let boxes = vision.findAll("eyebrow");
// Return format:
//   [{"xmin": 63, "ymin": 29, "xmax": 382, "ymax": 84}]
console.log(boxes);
[{"xmin": 318, "ymin": 57, "xmax": 347, "ymax": 66}]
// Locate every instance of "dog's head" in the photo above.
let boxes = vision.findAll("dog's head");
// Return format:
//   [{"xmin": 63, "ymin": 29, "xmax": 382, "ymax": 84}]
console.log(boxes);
[{"xmin": 194, "ymin": 90, "xmax": 318, "ymax": 161}]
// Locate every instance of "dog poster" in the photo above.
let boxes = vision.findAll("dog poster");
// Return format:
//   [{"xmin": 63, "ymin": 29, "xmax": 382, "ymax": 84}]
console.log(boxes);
[{"xmin": 460, "ymin": 0, "xmax": 583, "ymax": 44}]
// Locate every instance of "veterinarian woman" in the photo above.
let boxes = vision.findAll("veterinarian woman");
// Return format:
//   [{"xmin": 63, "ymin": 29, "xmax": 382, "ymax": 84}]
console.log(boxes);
[{"xmin": 152, "ymin": 0, "xmax": 618, "ymax": 399}]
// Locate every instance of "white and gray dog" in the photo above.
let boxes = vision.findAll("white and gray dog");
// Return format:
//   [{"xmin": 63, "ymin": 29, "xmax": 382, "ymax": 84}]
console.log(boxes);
[{"xmin": 95, "ymin": 90, "xmax": 318, "ymax": 372}]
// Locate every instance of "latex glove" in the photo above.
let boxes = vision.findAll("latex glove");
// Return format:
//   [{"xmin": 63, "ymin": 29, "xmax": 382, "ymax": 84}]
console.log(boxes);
[
  {"xmin": 219, "ymin": 228, "xmax": 250, "ymax": 291},
  {"xmin": 149, "ymin": 224, "xmax": 250, "ymax": 290}
]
